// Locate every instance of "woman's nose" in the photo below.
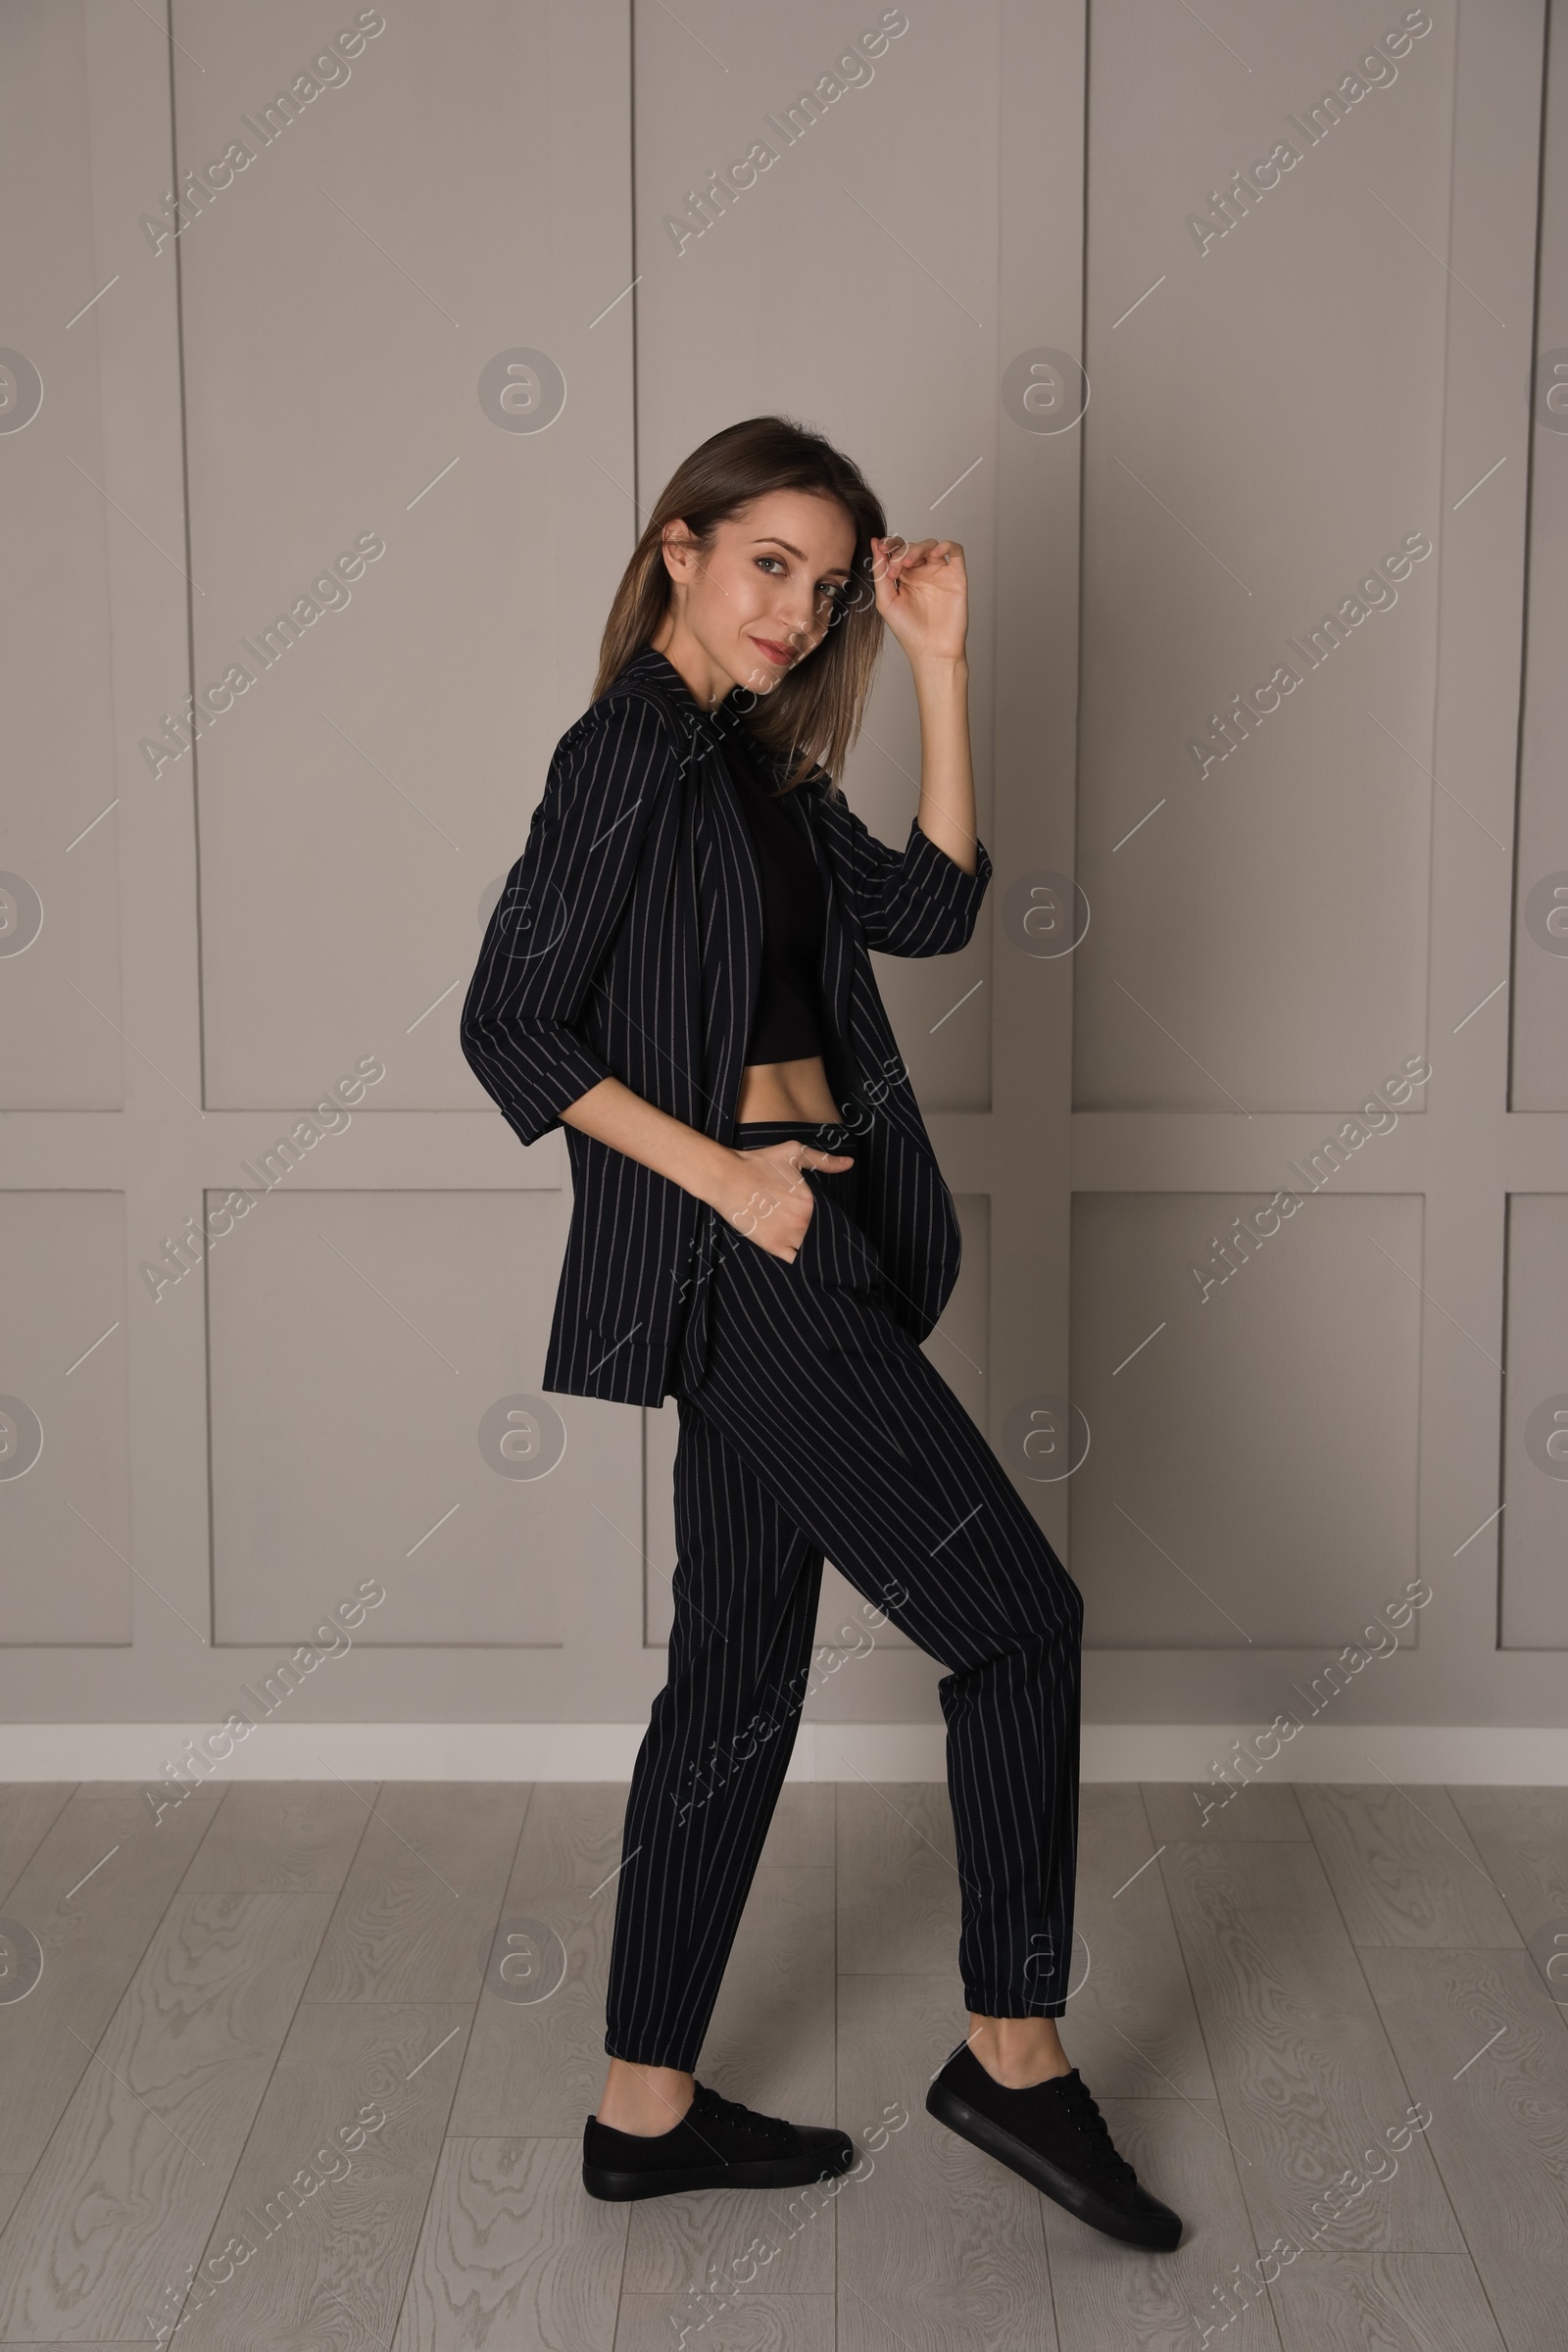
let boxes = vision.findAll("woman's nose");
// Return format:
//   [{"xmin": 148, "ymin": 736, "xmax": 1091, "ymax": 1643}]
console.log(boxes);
[{"xmin": 774, "ymin": 589, "xmax": 825, "ymax": 644}]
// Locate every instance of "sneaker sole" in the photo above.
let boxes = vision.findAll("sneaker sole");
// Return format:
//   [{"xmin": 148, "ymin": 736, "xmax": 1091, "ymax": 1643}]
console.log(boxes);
[
  {"xmin": 583, "ymin": 2138, "xmax": 856, "ymax": 2203},
  {"xmin": 925, "ymin": 2079, "xmax": 1182, "ymax": 2251}
]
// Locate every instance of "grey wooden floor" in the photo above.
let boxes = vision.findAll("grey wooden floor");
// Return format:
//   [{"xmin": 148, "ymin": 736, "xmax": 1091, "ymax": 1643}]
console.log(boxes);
[{"xmin": 0, "ymin": 1776, "xmax": 1562, "ymax": 2349}]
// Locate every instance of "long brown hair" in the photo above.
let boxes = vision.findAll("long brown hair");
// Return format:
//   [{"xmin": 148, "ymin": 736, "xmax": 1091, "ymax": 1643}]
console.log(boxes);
[{"xmin": 592, "ymin": 416, "xmax": 888, "ymax": 794}]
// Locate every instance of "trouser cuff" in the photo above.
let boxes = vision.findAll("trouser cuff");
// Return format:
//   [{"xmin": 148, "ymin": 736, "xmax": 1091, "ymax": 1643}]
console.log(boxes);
[{"xmin": 962, "ymin": 1986, "xmax": 1067, "ymax": 2020}]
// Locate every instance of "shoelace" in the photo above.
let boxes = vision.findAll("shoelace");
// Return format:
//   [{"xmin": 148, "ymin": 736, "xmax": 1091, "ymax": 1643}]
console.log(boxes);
[
  {"xmin": 1052, "ymin": 2075, "xmax": 1138, "ymax": 2190},
  {"xmin": 692, "ymin": 2082, "xmax": 791, "ymax": 2144}
]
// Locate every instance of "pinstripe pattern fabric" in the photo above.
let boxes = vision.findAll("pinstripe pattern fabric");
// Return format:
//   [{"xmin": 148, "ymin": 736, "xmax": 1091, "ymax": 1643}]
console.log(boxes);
[
  {"xmin": 604, "ymin": 1118, "xmax": 1085, "ymax": 2070},
  {"xmin": 459, "ymin": 647, "xmax": 994, "ymax": 1404}
]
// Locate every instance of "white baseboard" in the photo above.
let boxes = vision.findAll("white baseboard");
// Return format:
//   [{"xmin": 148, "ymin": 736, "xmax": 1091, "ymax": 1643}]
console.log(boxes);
[{"xmin": 3, "ymin": 1721, "xmax": 1566, "ymax": 1785}]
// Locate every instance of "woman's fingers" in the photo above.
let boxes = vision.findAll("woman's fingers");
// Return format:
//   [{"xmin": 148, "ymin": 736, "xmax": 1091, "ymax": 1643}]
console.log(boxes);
[
  {"xmin": 720, "ymin": 1143, "xmax": 858, "ymax": 1259},
  {"xmin": 873, "ymin": 533, "xmax": 965, "ymax": 582}
]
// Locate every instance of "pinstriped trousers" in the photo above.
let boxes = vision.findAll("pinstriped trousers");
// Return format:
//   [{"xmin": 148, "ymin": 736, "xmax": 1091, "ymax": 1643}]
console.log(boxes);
[{"xmin": 602, "ymin": 1120, "xmax": 1085, "ymax": 2071}]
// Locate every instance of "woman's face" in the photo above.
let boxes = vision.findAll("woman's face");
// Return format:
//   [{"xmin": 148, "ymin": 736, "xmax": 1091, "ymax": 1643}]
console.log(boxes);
[{"xmin": 662, "ymin": 489, "xmax": 858, "ymax": 697}]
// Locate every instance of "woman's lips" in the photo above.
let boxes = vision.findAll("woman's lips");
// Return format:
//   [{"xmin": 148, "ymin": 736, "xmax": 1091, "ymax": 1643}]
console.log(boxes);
[{"xmin": 750, "ymin": 636, "xmax": 795, "ymax": 667}]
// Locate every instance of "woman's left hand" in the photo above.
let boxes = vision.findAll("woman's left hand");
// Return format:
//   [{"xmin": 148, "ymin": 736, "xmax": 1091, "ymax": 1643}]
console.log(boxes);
[{"xmin": 870, "ymin": 534, "xmax": 968, "ymax": 665}]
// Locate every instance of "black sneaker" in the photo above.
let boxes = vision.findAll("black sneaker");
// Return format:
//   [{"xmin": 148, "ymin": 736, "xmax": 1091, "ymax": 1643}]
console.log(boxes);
[
  {"xmin": 926, "ymin": 2043, "xmax": 1183, "ymax": 2251},
  {"xmin": 582, "ymin": 2077, "xmax": 857, "ymax": 2202}
]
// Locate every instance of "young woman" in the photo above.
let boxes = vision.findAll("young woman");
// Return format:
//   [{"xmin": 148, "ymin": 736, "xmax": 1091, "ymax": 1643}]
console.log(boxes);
[{"xmin": 461, "ymin": 416, "xmax": 1181, "ymax": 2252}]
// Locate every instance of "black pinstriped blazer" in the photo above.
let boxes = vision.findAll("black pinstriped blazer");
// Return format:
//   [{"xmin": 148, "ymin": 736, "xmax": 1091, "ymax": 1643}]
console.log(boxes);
[{"xmin": 460, "ymin": 645, "xmax": 994, "ymax": 1404}]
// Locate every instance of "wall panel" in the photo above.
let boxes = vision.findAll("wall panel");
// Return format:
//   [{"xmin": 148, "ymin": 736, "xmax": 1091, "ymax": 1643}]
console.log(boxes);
[
  {"xmin": 209, "ymin": 1188, "xmax": 573, "ymax": 1646},
  {"xmin": 0, "ymin": 1194, "xmax": 131, "ymax": 1644},
  {"xmin": 0, "ymin": 0, "xmax": 122, "ymax": 1109},
  {"xmin": 1510, "ymin": 0, "xmax": 1568, "ymax": 1107},
  {"xmin": 1069, "ymin": 1191, "xmax": 1422, "ymax": 1649},
  {"xmin": 1073, "ymin": 0, "xmax": 1452, "ymax": 1113},
  {"xmin": 174, "ymin": 0, "xmax": 638, "ymax": 1112},
  {"xmin": 1500, "ymin": 1193, "xmax": 1568, "ymax": 1648}
]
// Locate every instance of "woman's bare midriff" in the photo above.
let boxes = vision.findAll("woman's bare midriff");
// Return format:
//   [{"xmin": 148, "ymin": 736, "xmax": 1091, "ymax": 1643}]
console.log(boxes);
[{"xmin": 735, "ymin": 1054, "xmax": 843, "ymax": 1126}]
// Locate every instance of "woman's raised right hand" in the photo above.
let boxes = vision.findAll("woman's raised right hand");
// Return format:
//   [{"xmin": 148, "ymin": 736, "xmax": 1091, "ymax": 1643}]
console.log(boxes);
[{"xmin": 709, "ymin": 1143, "xmax": 857, "ymax": 1262}]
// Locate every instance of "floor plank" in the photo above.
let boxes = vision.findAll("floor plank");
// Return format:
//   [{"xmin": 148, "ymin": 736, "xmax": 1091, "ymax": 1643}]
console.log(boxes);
[
  {"xmin": 1267, "ymin": 2250, "xmax": 1507, "ymax": 2351},
  {"xmin": 303, "ymin": 1781, "xmax": 529, "ymax": 2003},
  {"xmin": 0, "ymin": 1785, "xmax": 75, "ymax": 1904},
  {"xmin": 449, "ymin": 1783, "xmax": 622, "ymax": 2139},
  {"xmin": 0, "ymin": 1889, "xmax": 335, "ymax": 2340},
  {"xmin": 1058, "ymin": 1787, "xmax": 1216, "ymax": 2101},
  {"xmin": 74, "ymin": 1780, "xmax": 225, "ymax": 1805},
  {"xmin": 614, "ymin": 2290, "xmax": 835, "ymax": 2350},
  {"xmin": 836, "ymin": 1783, "xmax": 959, "ymax": 1979},
  {"xmin": 390, "ymin": 2135, "xmax": 624, "ymax": 2350},
  {"xmin": 1158, "ymin": 1839, "xmax": 1464, "ymax": 2254},
  {"xmin": 1041, "ymin": 2098, "xmax": 1279, "ymax": 2350},
  {"xmin": 757, "ymin": 1784, "xmax": 835, "ymax": 1872},
  {"xmin": 1141, "ymin": 1782, "xmax": 1309, "ymax": 1846},
  {"xmin": 1445, "ymin": 1788, "xmax": 1568, "ymax": 1936},
  {"xmin": 165, "ymin": 1999, "xmax": 471, "ymax": 2348},
  {"xmin": 836, "ymin": 1972, "xmax": 1057, "ymax": 2351},
  {"xmin": 1298, "ymin": 1785, "xmax": 1522, "ymax": 1946},
  {"xmin": 0, "ymin": 1792, "xmax": 221, "ymax": 2177},
  {"xmin": 181, "ymin": 1780, "xmax": 372, "ymax": 1892},
  {"xmin": 1359, "ymin": 1947, "xmax": 1568, "ymax": 2351},
  {"xmin": 1447, "ymin": 1787, "xmax": 1568, "ymax": 2009}
]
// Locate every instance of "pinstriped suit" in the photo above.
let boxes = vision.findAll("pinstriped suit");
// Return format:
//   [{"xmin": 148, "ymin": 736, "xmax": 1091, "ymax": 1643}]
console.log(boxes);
[{"xmin": 460, "ymin": 646, "xmax": 1083, "ymax": 2066}]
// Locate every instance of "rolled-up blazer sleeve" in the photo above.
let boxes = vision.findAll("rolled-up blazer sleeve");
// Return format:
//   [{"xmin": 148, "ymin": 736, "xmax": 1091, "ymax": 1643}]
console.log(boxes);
[
  {"xmin": 460, "ymin": 697, "xmax": 670, "ymax": 1148},
  {"xmin": 833, "ymin": 799, "xmax": 995, "ymax": 956}
]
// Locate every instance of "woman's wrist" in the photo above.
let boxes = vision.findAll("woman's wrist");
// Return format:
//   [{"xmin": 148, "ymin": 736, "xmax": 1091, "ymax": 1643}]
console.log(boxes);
[
  {"xmin": 910, "ymin": 652, "xmax": 969, "ymax": 696},
  {"xmin": 562, "ymin": 1080, "xmax": 747, "ymax": 1214},
  {"xmin": 689, "ymin": 1140, "xmax": 742, "ymax": 1217}
]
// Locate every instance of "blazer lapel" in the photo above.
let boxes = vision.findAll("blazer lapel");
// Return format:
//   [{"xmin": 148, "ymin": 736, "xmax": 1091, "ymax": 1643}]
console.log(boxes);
[
  {"xmin": 696, "ymin": 737, "xmax": 764, "ymax": 1143},
  {"xmin": 791, "ymin": 785, "xmax": 859, "ymax": 1118},
  {"xmin": 618, "ymin": 652, "xmax": 763, "ymax": 1144}
]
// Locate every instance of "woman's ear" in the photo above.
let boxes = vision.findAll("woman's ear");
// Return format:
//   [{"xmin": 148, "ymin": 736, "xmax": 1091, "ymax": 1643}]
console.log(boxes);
[{"xmin": 662, "ymin": 517, "xmax": 699, "ymax": 582}]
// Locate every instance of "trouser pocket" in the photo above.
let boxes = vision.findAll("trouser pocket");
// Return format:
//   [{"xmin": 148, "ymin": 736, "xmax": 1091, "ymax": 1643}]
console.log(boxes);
[
  {"xmin": 795, "ymin": 1167, "xmax": 885, "ymax": 1296},
  {"xmin": 731, "ymin": 1124, "xmax": 885, "ymax": 1297}
]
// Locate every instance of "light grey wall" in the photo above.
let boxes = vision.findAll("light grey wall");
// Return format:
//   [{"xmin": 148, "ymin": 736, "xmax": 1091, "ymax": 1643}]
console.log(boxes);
[{"xmin": 0, "ymin": 0, "xmax": 1561, "ymax": 1741}]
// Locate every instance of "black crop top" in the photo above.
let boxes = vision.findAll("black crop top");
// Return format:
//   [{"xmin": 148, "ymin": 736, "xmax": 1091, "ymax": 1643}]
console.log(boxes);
[{"xmin": 726, "ymin": 731, "xmax": 828, "ymax": 1066}]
